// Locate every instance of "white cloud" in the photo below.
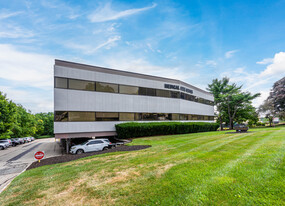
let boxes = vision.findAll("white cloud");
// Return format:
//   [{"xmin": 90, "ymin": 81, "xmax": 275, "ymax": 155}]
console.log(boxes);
[
  {"xmin": 0, "ymin": 86, "xmax": 53, "ymax": 113},
  {"xmin": 103, "ymin": 55, "xmax": 197, "ymax": 81},
  {"xmin": 66, "ymin": 36, "xmax": 121, "ymax": 54},
  {"xmin": 205, "ymin": 60, "xmax": 217, "ymax": 67},
  {"xmin": 0, "ymin": 24, "xmax": 34, "ymax": 38},
  {"xmin": 252, "ymin": 90, "xmax": 270, "ymax": 109},
  {"xmin": 225, "ymin": 50, "xmax": 238, "ymax": 59},
  {"xmin": 260, "ymin": 52, "xmax": 285, "ymax": 77},
  {"xmin": 88, "ymin": 3, "xmax": 157, "ymax": 23},
  {"xmin": 0, "ymin": 10, "xmax": 22, "ymax": 20},
  {"xmin": 256, "ymin": 58, "xmax": 273, "ymax": 65},
  {"xmin": 0, "ymin": 44, "xmax": 54, "ymax": 88},
  {"xmin": 219, "ymin": 51, "xmax": 285, "ymax": 107}
]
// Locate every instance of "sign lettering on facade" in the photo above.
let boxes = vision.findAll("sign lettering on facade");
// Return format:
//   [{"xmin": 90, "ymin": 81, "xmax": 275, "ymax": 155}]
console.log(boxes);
[{"xmin": 164, "ymin": 84, "xmax": 193, "ymax": 94}]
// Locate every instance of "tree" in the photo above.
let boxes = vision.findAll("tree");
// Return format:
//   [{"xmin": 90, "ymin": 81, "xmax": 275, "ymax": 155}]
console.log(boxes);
[
  {"xmin": 266, "ymin": 77, "xmax": 285, "ymax": 120},
  {"xmin": 208, "ymin": 77, "xmax": 260, "ymax": 130},
  {"xmin": 35, "ymin": 112, "xmax": 54, "ymax": 136},
  {"xmin": 258, "ymin": 99, "xmax": 276, "ymax": 126},
  {"xmin": 234, "ymin": 104, "xmax": 259, "ymax": 125},
  {"xmin": 0, "ymin": 92, "xmax": 16, "ymax": 139},
  {"xmin": 223, "ymin": 90, "xmax": 260, "ymax": 129},
  {"xmin": 207, "ymin": 77, "xmax": 231, "ymax": 130}
]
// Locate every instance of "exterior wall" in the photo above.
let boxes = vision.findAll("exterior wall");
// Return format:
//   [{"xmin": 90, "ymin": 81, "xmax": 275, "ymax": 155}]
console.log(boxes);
[{"xmin": 54, "ymin": 62, "xmax": 215, "ymax": 138}]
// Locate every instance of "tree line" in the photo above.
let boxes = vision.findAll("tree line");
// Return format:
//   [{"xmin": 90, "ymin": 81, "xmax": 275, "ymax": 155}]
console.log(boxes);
[
  {"xmin": 0, "ymin": 91, "xmax": 54, "ymax": 139},
  {"xmin": 207, "ymin": 76, "xmax": 285, "ymax": 130},
  {"xmin": 258, "ymin": 77, "xmax": 285, "ymax": 126}
]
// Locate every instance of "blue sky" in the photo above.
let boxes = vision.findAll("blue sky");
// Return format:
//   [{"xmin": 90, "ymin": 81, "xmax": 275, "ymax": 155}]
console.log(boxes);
[{"xmin": 0, "ymin": 0, "xmax": 284, "ymax": 113}]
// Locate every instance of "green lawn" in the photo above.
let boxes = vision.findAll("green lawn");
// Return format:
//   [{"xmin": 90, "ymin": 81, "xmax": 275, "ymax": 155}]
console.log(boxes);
[
  {"xmin": 35, "ymin": 135, "xmax": 54, "ymax": 139},
  {"xmin": 1, "ymin": 127, "xmax": 284, "ymax": 205}
]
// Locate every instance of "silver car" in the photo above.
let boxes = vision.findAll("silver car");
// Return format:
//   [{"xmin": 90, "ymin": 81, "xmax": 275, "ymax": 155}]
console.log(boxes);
[
  {"xmin": 70, "ymin": 139, "xmax": 111, "ymax": 154},
  {"xmin": 0, "ymin": 142, "xmax": 7, "ymax": 150}
]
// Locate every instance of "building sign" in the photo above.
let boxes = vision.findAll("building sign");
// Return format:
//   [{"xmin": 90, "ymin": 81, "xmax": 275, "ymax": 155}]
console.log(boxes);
[{"xmin": 164, "ymin": 84, "xmax": 193, "ymax": 94}]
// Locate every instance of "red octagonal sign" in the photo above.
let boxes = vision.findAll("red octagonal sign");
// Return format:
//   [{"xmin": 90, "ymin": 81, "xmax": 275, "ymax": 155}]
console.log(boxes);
[{"xmin": 34, "ymin": 151, "xmax": 45, "ymax": 160}]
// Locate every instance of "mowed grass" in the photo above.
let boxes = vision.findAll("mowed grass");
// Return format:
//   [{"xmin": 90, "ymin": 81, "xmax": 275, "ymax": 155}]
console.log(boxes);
[{"xmin": 0, "ymin": 127, "xmax": 284, "ymax": 206}]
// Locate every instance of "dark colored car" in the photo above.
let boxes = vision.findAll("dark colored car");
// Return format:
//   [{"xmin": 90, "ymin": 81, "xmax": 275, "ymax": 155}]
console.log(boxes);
[{"xmin": 234, "ymin": 124, "xmax": 248, "ymax": 133}]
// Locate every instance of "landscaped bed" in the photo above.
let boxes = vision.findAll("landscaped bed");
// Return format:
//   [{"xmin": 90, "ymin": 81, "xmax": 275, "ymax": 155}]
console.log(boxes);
[{"xmin": 27, "ymin": 145, "xmax": 151, "ymax": 170}]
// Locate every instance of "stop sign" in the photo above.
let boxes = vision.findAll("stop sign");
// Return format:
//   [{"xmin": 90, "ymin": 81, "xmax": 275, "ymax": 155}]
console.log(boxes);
[{"xmin": 34, "ymin": 151, "xmax": 45, "ymax": 160}]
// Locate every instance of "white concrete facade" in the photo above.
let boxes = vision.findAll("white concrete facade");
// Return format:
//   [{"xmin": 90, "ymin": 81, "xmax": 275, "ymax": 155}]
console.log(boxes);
[{"xmin": 54, "ymin": 60, "xmax": 214, "ymax": 138}]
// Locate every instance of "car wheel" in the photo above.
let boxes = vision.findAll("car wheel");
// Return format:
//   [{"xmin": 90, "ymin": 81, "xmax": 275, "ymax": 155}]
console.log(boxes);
[
  {"xmin": 103, "ymin": 147, "xmax": 108, "ymax": 151},
  {"xmin": 76, "ymin": 149, "xmax": 84, "ymax": 154},
  {"xmin": 0, "ymin": 146, "xmax": 4, "ymax": 150}
]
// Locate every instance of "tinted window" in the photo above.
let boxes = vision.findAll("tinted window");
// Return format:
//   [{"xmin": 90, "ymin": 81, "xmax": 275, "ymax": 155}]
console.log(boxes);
[
  {"xmin": 69, "ymin": 79, "xmax": 95, "ymax": 91},
  {"xmin": 135, "ymin": 113, "xmax": 142, "ymax": 120},
  {"xmin": 180, "ymin": 114, "xmax": 188, "ymax": 120},
  {"xmin": 55, "ymin": 111, "xmax": 68, "ymax": 122},
  {"xmin": 146, "ymin": 88, "xmax": 156, "ymax": 96},
  {"xmin": 93, "ymin": 140, "xmax": 104, "ymax": 144},
  {"xmin": 119, "ymin": 113, "xmax": 135, "ymax": 121},
  {"xmin": 171, "ymin": 91, "xmax": 180, "ymax": 98},
  {"xmin": 69, "ymin": 112, "xmax": 95, "ymax": 121},
  {"xmin": 142, "ymin": 113, "xmax": 158, "ymax": 120},
  {"xmin": 157, "ymin": 113, "xmax": 170, "ymax": 120},
  {"xmin": 55, "ymin": 77, "xmax": 67, "ymax": 89},
  {"xmin": 96, "ymin": 82, "xmax": 118, "ymax": 93},
  {"xmin": 96, "ymin": 112, "xmax": 119, "ymax": 121},
  {"xmin": 138, "ymin": 87, "xmax": 147, "ymax": 95},
  {"xmin": 119, "ymin": 85, "xmax": 139, "ymax": 95},
  {"xmin": 171, "ymin": 114, "xmax": 180, "ymax": 120},
  {"xmin": 156, "ymin": 89, "xmax": 171, "ymax": 98}
]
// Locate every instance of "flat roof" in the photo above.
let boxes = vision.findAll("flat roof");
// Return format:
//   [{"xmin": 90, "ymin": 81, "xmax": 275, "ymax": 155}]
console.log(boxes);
[{"xmin": 55, "ymin": 59, "xmax": 212, "ymax": 95}]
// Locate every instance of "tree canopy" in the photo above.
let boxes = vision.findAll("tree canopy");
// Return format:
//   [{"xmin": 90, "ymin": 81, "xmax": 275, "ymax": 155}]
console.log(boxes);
[
  {"xmin": 258, "ymin": 77, "xmax": 285, "ymax": 124},
  {"xmin": 0, "ymin": 91, "xmax": 54, "ymax": 139},
  {"xmin": 207, "ymin": 77, "xmax": 260, "ymax": 129}
]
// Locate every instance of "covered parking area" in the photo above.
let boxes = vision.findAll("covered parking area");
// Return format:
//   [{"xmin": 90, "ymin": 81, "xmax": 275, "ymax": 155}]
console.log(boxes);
[{"xmin": 55, "ymin": 131, "xmax": 117, "ymax": 154}]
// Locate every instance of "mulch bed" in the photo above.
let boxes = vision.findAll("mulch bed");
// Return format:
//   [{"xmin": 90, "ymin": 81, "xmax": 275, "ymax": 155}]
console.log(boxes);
[{"xmin": 27, "ymin": 145, "xmax": 151, "ymax": 170}]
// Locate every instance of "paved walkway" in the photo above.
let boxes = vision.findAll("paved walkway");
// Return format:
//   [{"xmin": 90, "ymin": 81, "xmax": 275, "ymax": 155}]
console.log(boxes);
[{"xmin": 0, "ymin": 138, "xmax": 62, "ymax": 193}]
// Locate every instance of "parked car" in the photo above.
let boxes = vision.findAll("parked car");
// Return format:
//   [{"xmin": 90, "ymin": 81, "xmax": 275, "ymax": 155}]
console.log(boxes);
[
  {"xmin": 14, "ymin": 138, "xmax": 25, "ymax": 144},
  {"xmin": 0, "ymin": 142, "xmax": 8, "ymax": 150},
  {"xmin": 9, "ymin": 139, "xmax": 20, "ymax": 146},
  {"xmin": 23, "ymin": 137, "xmax": 32, "ymax": 143},
  {"xmin": 234, "ymin": 124, "xmax": 249, "ymax": 133},
  {"xmin": 0, "ymin": 139, "xmax": 11, "ymax": 148},
  {"xmin": 70, "ymin": 139, "xmax": 111, "ymax": 154}
]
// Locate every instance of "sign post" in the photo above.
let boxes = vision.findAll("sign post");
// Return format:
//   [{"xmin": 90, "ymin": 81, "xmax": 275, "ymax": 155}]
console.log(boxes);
[{"xmin": 34, "ymin": 151, "xmax": 45, "ymax": 163}]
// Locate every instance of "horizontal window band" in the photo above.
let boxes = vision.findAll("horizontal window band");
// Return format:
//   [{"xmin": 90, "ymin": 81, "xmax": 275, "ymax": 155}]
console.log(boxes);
[
  {"xmin": 54, "ymin": 111, "xmax": 215, "ymax": 122},
  {"xmin": 54, "ymin": 77, "xmax": 214, "ymax": 106}
]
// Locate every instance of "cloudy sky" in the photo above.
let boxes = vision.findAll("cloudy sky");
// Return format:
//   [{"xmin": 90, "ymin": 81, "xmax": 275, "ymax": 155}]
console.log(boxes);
[{"xmin": 0, "ymin": 0, "xmax": 285, "ymax": 113}]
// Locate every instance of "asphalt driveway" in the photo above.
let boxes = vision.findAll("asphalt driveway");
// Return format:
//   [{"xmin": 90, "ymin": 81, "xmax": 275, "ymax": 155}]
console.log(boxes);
[{"xmin": 0, "ymin": 138, "xmax": 62, "ymax": 193}]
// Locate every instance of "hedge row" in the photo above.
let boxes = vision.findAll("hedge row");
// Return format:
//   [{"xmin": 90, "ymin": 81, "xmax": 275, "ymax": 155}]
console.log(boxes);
[{"xmin": 115, "ymin": 122, "xmax": 219, "ymax": 139}]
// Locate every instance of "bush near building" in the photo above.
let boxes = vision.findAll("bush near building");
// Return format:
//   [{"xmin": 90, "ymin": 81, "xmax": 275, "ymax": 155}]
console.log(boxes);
[{"xmin": 115, "ymin": 122, "xmax": 219, "ymax": 139}]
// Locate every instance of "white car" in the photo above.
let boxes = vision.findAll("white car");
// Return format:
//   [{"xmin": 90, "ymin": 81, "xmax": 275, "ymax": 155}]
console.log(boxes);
[
  {"xmin": 0, "ymin": 142, "xmax": 8, "ymax": 150},
  {"xmin": 70, "ymin": 139, "xmax": 111, "ymax": 154},
  {"xmin": 0, "ymin": 140, "xmax": 11, "ymax": 147}
]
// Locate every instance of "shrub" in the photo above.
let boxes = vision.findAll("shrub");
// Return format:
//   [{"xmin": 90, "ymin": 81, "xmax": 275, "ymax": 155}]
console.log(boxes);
[
  {"xmin": 115, "ymin": 122, "xmax": 219, "ymax": 139},
  {"xmin": 256, "ymin": 122, "xmax": 266, "ymax": 126}
]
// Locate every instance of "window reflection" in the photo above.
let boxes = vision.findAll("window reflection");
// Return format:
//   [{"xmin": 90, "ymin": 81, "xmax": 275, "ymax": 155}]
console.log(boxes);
[
  {"xmin": 55, "ymin": 77, "xmax": 67, "ymax": 89},
  {"xmin": 69, "ymin": 79, "xmax": 95, "ymax": 91},
  {"xmin": 96, "ymin": 82, "xmax": 118, "ymax": 93}
]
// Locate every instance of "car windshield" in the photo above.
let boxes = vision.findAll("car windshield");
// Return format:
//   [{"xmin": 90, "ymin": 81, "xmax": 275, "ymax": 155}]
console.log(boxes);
[{"xmin": 103, "ymin": 139, "xmax": 110, "ymax": 143}]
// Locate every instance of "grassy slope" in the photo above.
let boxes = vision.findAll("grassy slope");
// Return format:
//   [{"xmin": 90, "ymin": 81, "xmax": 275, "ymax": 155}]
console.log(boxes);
[{"xmin": 0, "ymin": 127, "xmax": 284, "ymax": 206}]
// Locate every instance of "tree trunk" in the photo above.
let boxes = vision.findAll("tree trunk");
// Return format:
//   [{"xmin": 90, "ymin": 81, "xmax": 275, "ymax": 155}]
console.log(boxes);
[
  {"xmin": 220, "ymin": 117, "xmax": 223, "ymax": 131},
  {"xmin": 229, "ymin": 118, "xmax": 234, "ymax": 130}
]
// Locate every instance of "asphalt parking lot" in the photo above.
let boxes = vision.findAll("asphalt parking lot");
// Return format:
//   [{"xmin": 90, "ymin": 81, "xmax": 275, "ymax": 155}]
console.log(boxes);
[{"xmin": 0, "ymin": 138, "xmax": 62, "ymax": 193}]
